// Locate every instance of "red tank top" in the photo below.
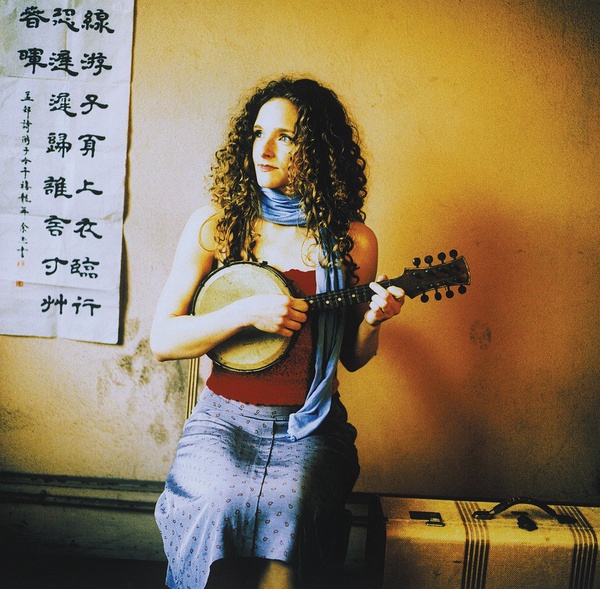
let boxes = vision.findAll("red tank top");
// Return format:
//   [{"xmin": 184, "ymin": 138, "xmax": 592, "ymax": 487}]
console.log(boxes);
[{"xmin": 206, "ymin": 269, "xmax": 320, "ymax": 406}]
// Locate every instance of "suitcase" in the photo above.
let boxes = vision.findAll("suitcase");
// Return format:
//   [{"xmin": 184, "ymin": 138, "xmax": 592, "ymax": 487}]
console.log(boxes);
[{"xmin": 377, "ymin": 496, "xmax": 599, "ymax": 589}]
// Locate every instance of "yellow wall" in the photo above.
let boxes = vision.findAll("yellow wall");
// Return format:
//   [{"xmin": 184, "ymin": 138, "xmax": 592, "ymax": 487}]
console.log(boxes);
[{"xmin": 1, "ymin": 0, "xmax": 599, "ymax": 503}]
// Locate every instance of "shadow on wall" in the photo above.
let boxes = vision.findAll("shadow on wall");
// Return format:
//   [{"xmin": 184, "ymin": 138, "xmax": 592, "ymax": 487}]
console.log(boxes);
[{"xmin": 370, "ymin": 193, "xmax": 600, "ymax": 502}]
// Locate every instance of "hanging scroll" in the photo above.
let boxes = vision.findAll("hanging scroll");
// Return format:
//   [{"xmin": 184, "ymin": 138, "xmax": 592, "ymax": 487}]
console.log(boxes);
[{"xmin": 0, "ymin": 0, "xmax": 134, "ymax": 344}]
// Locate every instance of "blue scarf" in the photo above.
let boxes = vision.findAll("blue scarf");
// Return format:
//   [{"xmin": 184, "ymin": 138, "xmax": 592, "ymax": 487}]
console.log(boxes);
[{"xmin": 259, "ymin": 188, "xmax": 346, "ymax": 440}]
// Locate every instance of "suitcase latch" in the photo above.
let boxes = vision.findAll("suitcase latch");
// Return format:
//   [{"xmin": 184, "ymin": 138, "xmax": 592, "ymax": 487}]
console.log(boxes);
[
  {"xmin": 514, "ymin": 511, "xmax": 538, "ymax": 531},
  {"xmin": 410, "ymin": 510, "xmax": 446, "ymax": 527}
]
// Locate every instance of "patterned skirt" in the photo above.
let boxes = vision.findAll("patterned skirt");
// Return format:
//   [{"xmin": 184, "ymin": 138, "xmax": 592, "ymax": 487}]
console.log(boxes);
[{"xmin": 155, "ymin": 387, "xmax": 360, "ymax": 589}]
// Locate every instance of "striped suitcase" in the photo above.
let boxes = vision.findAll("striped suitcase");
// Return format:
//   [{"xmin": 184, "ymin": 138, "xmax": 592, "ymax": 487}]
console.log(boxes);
[{"xmin": 379, "ymin": 496, "xmax": 599, "ymax": 589}]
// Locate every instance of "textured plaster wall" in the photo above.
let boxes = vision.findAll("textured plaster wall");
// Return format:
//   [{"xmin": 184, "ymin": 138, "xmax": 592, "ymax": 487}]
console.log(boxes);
[{"xmin": 1, "ymin": 0, "xmax": 599, "ymax": 503}]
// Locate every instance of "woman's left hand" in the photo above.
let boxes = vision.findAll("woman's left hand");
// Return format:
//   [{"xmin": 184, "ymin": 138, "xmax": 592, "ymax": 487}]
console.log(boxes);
[{"xmin": 365, "ymin": 274, "xmax": 405, "ymax": 326}]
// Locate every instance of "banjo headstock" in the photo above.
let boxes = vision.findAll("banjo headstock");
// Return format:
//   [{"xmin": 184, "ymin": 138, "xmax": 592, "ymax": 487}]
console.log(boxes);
[{"xmin": 390, "ymin": 250, "xmax": 470, "ymax": 302}]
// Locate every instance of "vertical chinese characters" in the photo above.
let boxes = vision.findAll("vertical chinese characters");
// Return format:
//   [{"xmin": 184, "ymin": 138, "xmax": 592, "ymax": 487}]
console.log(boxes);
[
  {"xmin": 17, "ymin": 91, "xmax": 35, "ymax": 275},
  {"xmin": 0, "ymin": 1, "xmax": 134, "ymax": 343}
]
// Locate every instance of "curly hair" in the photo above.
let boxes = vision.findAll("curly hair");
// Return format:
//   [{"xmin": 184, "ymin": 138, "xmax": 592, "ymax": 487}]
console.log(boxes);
[{"xmin": 209, "ymin": 77, "xmax": 368, "ymax": 282}]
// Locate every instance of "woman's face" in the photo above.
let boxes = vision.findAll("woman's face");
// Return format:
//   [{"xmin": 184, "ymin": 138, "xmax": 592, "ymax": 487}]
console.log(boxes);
[{"xmin": 252, "ymin": 98, "xmax": 298, "ymax": 194}]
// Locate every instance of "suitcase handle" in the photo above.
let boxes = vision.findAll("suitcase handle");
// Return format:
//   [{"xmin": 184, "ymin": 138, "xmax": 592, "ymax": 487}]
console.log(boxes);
[{"xmin": 472, "ymin": 497, "xmax": 576, "ymax": 524}]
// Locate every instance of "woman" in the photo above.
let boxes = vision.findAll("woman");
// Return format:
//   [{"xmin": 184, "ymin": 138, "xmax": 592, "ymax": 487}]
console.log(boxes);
[{"xmin": 151, "ymin": 77, "xmax": 404, "ymax": 589}]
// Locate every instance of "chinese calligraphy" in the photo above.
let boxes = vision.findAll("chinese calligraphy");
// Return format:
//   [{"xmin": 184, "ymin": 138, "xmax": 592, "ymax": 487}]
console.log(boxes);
[
  {"xmin": 41, "ymin": 294, "xmax": 101, "ymax": 316},
  {"xmin": 49, "ymin": 93, "xmax": 109, "ymax": 117},
  {"xmin": 18, "ymin": 48, "xmax": 113, "ymax": 76},
  {"xmin": 19, "ymin": 7, "xmax": 115, "ymax": 34},
  {"xmin": 46, "ymin": 132, "xmax": 106, "ymax": 157},
  {"xmin": 1, "ymin": 0, "xmax": 133, "ymax": 343},
  {"xmin": 19, "ymin": 91, "xmax": 34, "ymax": 261}
]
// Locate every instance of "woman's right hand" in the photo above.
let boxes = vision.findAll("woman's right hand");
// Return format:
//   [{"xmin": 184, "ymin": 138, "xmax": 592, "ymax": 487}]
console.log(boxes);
[{"xmin": 235, "ymin": 294, "xmax": 309, "ymax": 337}]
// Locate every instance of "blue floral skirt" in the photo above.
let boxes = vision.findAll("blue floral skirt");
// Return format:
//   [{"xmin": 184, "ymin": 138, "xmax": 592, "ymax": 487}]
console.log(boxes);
[{"xmin": 155, "ymin": 387, "xmax": 360, "ymax": 589}]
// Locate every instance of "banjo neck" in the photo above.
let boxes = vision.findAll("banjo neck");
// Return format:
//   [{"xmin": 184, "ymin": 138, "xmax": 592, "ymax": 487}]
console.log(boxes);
[{"xmin": 306, "ymin": 280, "xmax": 394, "ymax": 311}]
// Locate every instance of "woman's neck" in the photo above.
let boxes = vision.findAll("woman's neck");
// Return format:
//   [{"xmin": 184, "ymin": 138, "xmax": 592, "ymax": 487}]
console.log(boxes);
[{"xmin": 254, "ymin": 219, "xmax": 317, "ymax": 272}]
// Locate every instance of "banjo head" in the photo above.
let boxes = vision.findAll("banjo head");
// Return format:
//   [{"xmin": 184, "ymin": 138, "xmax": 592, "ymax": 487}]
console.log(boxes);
[{"xmin": 192, "ymin": 262, "xmax": 296, "ymax": 372}]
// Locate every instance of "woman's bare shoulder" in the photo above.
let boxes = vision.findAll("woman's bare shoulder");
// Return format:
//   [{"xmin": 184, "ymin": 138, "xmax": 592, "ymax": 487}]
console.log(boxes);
[
  {"xmin": 348, "ymin": 220, "xmax": 378, "ymax": 283},
  {"xmin": 349, "ymin": 220, "xmax": 378, "ymax": 253},
  {"xmin": 179, "ymin": 202, "xmax": 222, "ymax": 248},
  {"xmin": 186, "ymin": 202, "xmax": 222, "ymax": 229}
]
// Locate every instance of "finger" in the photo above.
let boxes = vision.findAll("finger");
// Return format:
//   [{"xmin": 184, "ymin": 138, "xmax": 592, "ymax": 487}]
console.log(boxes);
[
  {"xmin": 388, "ymin": 286, "xmax": 405, "ymax": 300},
  {"xmin": 386, "ymin": 290, "xmax": 405, "ymax": 313},
  {"xmin": 369, "ymin": 291, "xmax": 404, "ymax": 322},
  {"xmin": 365, "ymin": 308, "xmax": 385, "ymax": 327},
  {"xmin": 371, "ymin": 291, "xmax": 399, "ymax": 313},
  {"xmin": 273, "ymin": 298, "xmax": 307, "ymax": 319},
  {"xmin": 274, "ymin": 315, "xmax": 305, "ymax": 336},
  {"xmin": 369, "ymin": 280, "xmax": 390, "ymax": 299},
  {"xmin": 276, "ymin": 323, "xmax": 303, "ymax": 338},
  {"xmin": 277, "ymin": 326, "xmax": 296, "ymax": 338},
  {"xmin": 287, "ymin": 308, "xmax": 308, "ymax": 324},
  {"xmin": 290, "ymin": 297, "xmax": 310, "ymax": 313},
  {"xmin": 369, "ymin": 298, "xmax": 387, "ymax": 313},
  {"xmin": 371, "ymin": 282, "xmax": 405, "ymax": 308},
  {"xmin": 368, "ymin": 303, "xmax": 390, "ymax": 326}
]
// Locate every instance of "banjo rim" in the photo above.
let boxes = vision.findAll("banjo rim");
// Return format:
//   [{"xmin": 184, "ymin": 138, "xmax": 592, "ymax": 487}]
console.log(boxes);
[{"xmin": 191, "ymin": 261, "xmax": 300, "ymax": 373}]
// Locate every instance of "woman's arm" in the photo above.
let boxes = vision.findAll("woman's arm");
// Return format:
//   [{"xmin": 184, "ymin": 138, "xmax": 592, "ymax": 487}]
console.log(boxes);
[
  {"xmin": 150, "ymin": 206, "xmax": 308, "ymax": 362},
  {"xmin": 339, "ymin": 222, "xmax": 405, "ymax": 372}
]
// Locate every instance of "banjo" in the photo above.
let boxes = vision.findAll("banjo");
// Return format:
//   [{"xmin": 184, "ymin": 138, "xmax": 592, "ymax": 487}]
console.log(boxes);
[{"xmin": 191, "ymin": 250, "xmax": 470, "ymax": 373}]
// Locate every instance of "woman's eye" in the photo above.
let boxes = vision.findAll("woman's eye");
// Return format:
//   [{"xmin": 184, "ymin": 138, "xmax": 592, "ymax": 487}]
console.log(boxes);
[
  {"xmin": 254, "ymin": 130, "xmax": 263, "ymax": 138},
  {"xmin": 280, "ymin": 135, "xmax": 293, "ymax": 143}
]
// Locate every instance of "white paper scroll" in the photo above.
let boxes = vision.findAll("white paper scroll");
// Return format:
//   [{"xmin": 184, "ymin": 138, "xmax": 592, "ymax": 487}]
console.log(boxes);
[{"xmin": 0, "ymin": 1, "xmax": 134, "ymax": 344}]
